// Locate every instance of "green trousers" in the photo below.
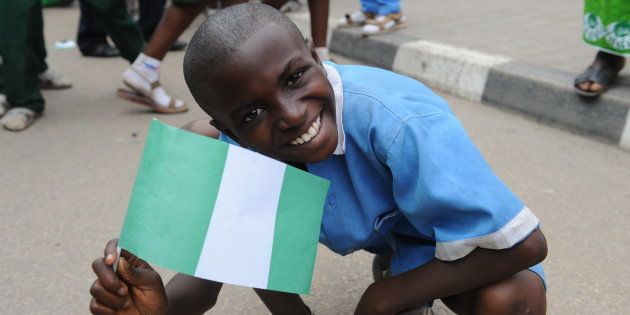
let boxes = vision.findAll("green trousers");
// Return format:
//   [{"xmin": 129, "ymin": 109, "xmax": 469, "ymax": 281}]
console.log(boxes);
[
  {"xmin": 0, "ymin": 0, "xmax": 47, "ymax": 113},
  {"xmin": 82, "ymin": 0, "xmax": 146, "ymax": 62}
]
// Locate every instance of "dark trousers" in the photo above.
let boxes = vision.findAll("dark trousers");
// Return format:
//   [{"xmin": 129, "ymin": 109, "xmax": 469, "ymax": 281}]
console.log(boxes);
[
  {"xmin": 0, "ymin": 0, "xmax": 47, "ymax": 113},
  {"xmin": 77, "ymin": 0, "xmax": 166, "ymax": 53},
  {"xmin": 81, "ymin": 0, "xmax": 146, "ymax": 62}
]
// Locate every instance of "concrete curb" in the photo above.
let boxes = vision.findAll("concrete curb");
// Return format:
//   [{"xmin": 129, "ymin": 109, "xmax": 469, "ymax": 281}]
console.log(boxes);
[{"xmin": 329, "ymin": 27, "xmax": 630, "ymax": 151}]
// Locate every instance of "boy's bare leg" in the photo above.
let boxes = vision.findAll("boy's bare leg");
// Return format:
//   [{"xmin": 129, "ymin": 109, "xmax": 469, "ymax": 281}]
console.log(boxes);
[
  {"xmin": 254, "ymin": 288, "xmax": 311, "ymax": 315},
  {"xmin": 441, "ymin": 270, "xmax": 546, "ymax": 315},
  {"xmin": 165, "ymin": 273, "xmax": 223, "ymax": 314},
  {"xmin": 165, "ymin": 273, "xmax": 309, "ymax": 315}
]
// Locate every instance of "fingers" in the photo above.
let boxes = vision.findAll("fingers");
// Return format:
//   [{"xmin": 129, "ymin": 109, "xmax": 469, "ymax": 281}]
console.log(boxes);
[
  {"xmin": 103, "ymin": 239, "xmax": 119, "ymax": 266},
  {"xmin": 92, "ymin": 257, "xmax": 126, "ymax": 295},
  {"xmin": 118, "ymin": 257, "xmax": 164, "ymax": 288},
  {"xmin": 120, "ymin": 249, "xmax": 152, "ymax": 270},
  {"xmin": 89, "ymin": 279, "xmax": 130, "ymax": 309},
  {"xmin": 89, "ymin": 298, "xmax": 114, "ymax": 315}
]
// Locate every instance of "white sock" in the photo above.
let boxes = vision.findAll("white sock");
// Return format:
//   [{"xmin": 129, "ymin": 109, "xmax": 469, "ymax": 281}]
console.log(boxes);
[
  {"xmin": 316, "ymin": 47, "xmax": 330, "ymax": 61},
  {"xmin": 122, "ymin": 53, "xmax": 184, "ymax": 108},
  {"xmin": 132, "ymin": 53, "xmax": 160, "ymax": 82}
]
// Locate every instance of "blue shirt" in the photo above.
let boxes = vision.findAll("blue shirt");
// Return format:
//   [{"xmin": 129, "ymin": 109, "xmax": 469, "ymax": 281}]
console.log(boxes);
[{"xmin": 222, "ymin": 62, "xmax": 545, "ymax": 281}]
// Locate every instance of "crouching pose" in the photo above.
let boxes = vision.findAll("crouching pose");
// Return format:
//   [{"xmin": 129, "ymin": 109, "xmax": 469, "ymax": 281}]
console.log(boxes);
[{"xmin": 89, "ymin": 3, "xmax": 547, "ymax": 314}]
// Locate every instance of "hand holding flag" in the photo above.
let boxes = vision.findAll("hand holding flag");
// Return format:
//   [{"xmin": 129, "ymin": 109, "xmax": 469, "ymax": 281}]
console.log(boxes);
[{"xmin": 89, "ymin": 239, "xmax": 167, "ymax": 315}]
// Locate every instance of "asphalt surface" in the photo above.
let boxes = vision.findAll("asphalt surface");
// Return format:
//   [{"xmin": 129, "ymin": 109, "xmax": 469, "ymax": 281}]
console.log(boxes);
[{"xmin": 1, "ymin": 5, "xmax": 629, "ymax": 315}]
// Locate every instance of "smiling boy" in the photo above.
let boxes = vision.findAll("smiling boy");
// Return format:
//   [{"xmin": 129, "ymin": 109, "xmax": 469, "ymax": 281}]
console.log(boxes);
[{"xmin": 89, "ymin": 3, "xmax": 547, "ymax": 314}]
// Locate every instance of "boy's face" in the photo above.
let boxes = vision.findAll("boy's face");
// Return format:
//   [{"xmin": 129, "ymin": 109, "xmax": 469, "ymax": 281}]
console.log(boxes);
[{"xmin": 205, "ymin": 24, "xmax": 338, "ymax": 164}]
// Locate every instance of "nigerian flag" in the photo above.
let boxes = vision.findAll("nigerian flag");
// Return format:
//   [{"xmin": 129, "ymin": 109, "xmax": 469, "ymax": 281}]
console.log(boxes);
[{"xmin": 119, "ymin": 119, "xmax": 330, "ymax": 294}]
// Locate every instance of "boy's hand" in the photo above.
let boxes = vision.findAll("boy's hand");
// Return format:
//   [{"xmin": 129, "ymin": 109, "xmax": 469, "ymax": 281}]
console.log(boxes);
[{"xmin": 89, "ymin": 239, "xmax": 168, "ymax": 315}]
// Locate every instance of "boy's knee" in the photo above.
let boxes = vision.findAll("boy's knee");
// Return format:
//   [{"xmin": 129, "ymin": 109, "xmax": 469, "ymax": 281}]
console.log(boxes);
[
  {"xmin": 475, "ymin": 271, "xmax": 546, "ymax": 315},
  {"xmin": 165, "ymin": 274, "xmax": 222, "ymax": 314}
]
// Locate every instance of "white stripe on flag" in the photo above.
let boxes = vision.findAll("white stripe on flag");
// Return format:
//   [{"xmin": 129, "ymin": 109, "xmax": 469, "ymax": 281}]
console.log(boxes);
[{"xmin": 194, "ymin": 146, "xmax": 286, "ymax": 289}]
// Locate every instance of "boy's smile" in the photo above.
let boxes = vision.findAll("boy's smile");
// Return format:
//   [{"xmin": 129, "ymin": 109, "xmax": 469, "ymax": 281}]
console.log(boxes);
[{"xmin": 205, "ymin": 23, "xmax": 338, "ymax": 163}]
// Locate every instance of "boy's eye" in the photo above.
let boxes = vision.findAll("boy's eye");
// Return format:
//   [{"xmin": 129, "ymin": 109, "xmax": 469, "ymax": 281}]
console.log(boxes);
[
  {"xmin": 286, "ymin": 70, "xmax": 304, "ymax": 88},
  {"xmin": 243, "ymin": 108, "xmax": 264, "ymax": 122}
]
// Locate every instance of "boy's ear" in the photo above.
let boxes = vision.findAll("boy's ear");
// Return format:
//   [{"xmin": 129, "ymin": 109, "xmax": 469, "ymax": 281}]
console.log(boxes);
[
  {"xmin": 209, "ymin": 118, "xmax": 247, "ymax": 147},
  {"xmin": 305, "ymin": 37, "xmax": 322, "ymax": 66}
]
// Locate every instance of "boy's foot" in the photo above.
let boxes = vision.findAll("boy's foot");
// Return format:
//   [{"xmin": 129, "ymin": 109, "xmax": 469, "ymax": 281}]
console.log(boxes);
[
  {"xmin": 120, "ymin": 55, "xmax": 187, "ymax": 114},
  {"xmin": 574, "ymin": 51, "xmax": 626, "ymax": 97},
  {"xmin": 361, "ymin": 13, "xmax": 406, "ymax": 36},
  {"xmin": 337, "ymin": 11, "xmax": 375, "ymax": 28},
  {"xmin": 38, "ymin": 69, "xmax": 73, "ymax": 89},
  {"xmin": 1, "ymin": 107, "xmax": 39, "ymax": 131}
]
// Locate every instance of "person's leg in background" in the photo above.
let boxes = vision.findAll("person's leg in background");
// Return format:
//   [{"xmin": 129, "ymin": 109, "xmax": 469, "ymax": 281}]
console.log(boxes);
[
  {"xmin": 82, "ymin": 0, "xmax": 145, "ymax": 63},
  {"xmin": 336, "ymin": 0, "xmax": 376, "ymax": 29},
  {"xmin": 118, "ymin": 0, "xmax": 248, "ymax": 114},
  {"xmin": 361, "ymin": 0, "xmax": 405, "ymax": 36},
  {"xmin": 261, "ymin": 0, "xmax": 330, "ymax": 60},
  {"xmin": 33, "ymin": 8, "xmax": 73, "ymax": 90},
  {"xmin": 0, "ymin": 0, "xmax": 46, "ymax": 131},
  {"xmin": 77, "ymin": 0, "xmax": 121, "ymax": 57},
  {"xmin": 308, "ymin": 0, "xmax": 330, "ymax": 61},
  {"xmin": 375, "ymin": 0, "xmax": 400, "ymax": 15},
  {"xmin": 138, "ymin": 0, "xmax": 188, "ymax": 51}
]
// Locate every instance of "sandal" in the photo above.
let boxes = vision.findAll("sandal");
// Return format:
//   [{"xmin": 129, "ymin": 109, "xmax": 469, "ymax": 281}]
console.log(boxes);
[
  {"xmin": 574, "ymin": 64, "xmax": 620, "ymax": 97},
  {"xmin": 361, "ymin": 13, "xmax": 406, "ymax": 36},
  {"xmin": 337, "ymin": 11, "xmax": 375, "ymax": 28},
  {"xmin": 118, "ymin": 68, "xmax": 188, "ymax": 114},
  {"xmin": 1, "ymin": 107, "xmax": 39, "ymax": 131}
]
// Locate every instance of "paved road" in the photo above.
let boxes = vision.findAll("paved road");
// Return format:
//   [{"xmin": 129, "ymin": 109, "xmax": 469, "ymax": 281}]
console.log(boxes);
[{"xmin": 1, "ymin": 5, "xmax": 629, "ymax": 315}]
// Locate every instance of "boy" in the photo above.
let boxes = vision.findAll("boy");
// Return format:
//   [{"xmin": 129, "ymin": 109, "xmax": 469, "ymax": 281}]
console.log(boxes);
[{"xmin": 89, "ymin": 3, "xmax": 547, "ymax": 314}]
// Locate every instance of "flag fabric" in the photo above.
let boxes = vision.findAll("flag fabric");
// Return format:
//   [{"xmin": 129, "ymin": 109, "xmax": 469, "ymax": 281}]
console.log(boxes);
[{"xmin": 118, "ymin": 119, "xmax": 330, "ymax": 294}]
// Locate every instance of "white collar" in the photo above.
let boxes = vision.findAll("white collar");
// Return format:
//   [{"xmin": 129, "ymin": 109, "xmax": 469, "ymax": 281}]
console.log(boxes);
[{"xmin": 323, "ymin": 63, "xmax": 346, "ymax": 155}]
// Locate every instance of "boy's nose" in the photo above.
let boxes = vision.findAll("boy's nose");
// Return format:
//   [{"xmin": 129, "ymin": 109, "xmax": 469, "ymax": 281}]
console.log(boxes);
[{"xmin": 276, "ymin": 99, "xmax": 306, "ymax": 130}]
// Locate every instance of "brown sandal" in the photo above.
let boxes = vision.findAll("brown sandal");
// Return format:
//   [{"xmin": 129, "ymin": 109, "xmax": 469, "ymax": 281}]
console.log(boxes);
[{"xmin": 117, "ymin": 80, "xmax": 187, "ymax": 114}]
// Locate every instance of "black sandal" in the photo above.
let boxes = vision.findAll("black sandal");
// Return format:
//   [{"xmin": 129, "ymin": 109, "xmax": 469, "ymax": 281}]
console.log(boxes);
[{"xmin": 574, "ymin": 64, "xmax": 620, "ymax": 97}]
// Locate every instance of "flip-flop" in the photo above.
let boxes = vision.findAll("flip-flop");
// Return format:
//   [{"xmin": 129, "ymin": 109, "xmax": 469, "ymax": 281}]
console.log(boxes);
[
  {"xmin": 574, "ymin": 65, "xmax": 619, "ymax": 97},
  {"xmin": 117, "ymin": 86, "xmax": 188, "ymax": 114}
]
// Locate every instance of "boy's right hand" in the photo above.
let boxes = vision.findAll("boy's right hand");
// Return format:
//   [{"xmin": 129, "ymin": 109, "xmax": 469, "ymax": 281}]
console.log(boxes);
[{"xmin": 89, "ymin": 239, "xmax": 168, "ymax": 315}]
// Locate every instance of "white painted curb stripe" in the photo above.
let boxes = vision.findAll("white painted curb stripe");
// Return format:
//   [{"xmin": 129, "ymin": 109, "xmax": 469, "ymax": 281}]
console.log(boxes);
[
  {"xmin": 195, "ymin": 146, "xmax": 286, "ymax": 289},
  {"xmin": 620, "ymin": 111, "xmax": 630, "ymax": 151},
  {"xmin": 392, "ymin": 40, "xmax": 511, "ymax": 101}
]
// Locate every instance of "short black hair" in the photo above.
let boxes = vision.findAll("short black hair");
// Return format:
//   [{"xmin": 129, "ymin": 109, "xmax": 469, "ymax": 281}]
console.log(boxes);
[{"xmin": 183, "ymin": 3, "xmax": 305, "ymax": 116}]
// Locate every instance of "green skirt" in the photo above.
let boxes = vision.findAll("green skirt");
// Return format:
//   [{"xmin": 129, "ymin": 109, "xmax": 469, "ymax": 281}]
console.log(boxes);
[{"xmin": 583, "ymin": 0, "xmax": 630, "ymax": 56}]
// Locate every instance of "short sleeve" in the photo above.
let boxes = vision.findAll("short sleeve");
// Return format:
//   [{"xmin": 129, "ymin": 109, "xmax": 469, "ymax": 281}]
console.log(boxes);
[{"xmin": 386, "ymin": 113, "xmax": 539, "ymax": 261}]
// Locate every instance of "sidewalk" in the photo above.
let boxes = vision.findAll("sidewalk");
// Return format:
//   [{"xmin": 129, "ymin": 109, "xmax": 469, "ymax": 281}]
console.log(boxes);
[{"xmin": 292, "ymin": 0, "xmax": 630, "ymax": 151}]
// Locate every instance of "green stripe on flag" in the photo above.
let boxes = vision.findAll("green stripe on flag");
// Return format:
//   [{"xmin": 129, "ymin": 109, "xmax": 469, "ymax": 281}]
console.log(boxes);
[
  {"xmin": 266, "ymin": 166, "xmax": 330, "ymax": 294},
  {"xmin": 119, "ymin": 120, "xmax": 229, "ymax": 275}
]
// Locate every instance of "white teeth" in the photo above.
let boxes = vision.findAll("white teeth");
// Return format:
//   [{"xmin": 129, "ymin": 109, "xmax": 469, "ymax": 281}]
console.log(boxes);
[
  {"xmin": 308, "ymin": 126, "xmax": 317, "ymax": 137},
  {"xmin": 290, "ymin": 114, "xmax": 322, "ymax": 146}
]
